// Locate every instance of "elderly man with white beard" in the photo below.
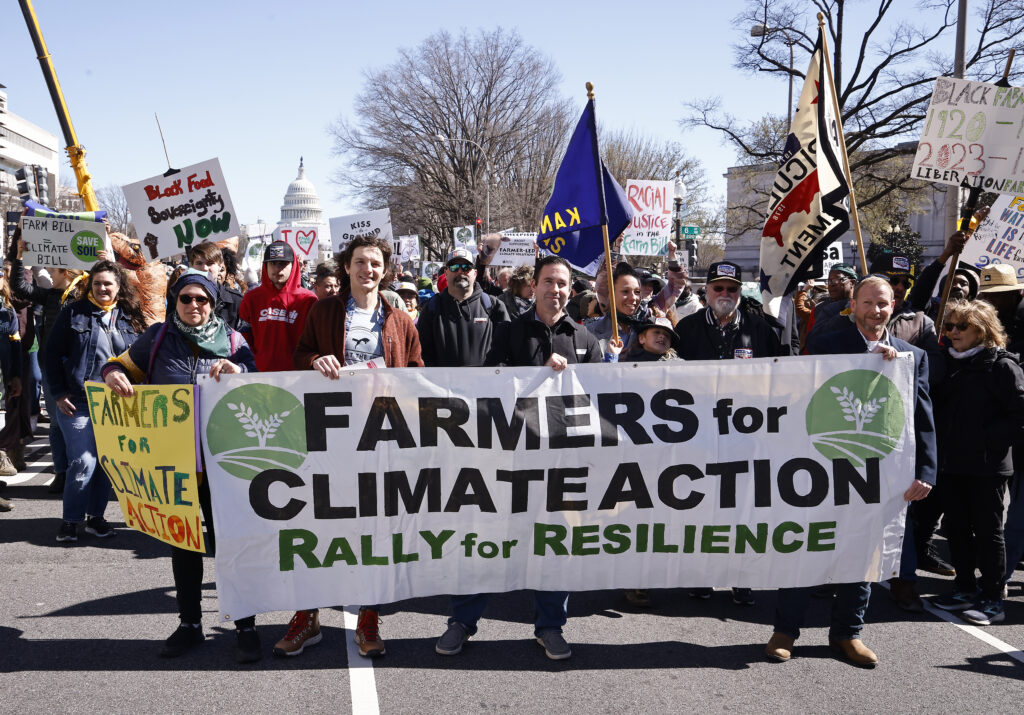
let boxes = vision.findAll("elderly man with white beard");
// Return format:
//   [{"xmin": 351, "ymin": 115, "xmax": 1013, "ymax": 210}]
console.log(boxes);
[{"xmin": 673, "ymin": 261, "xmax": 786, "ymax": 605}]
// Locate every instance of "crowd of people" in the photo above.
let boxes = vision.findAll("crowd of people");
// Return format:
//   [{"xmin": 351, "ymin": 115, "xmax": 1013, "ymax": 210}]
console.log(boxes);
[{"xmin": 0, "ymin": 222, "xmax": 1021, "ymax": 669}]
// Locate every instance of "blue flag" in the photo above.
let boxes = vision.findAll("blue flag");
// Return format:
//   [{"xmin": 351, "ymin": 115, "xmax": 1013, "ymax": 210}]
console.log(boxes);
[{"xmin": 537, "ymin": 100, "xmax": 632, "ymax": 272}]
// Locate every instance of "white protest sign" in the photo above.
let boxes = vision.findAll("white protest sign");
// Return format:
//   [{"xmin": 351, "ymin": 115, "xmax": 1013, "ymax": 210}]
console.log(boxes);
[
  {"xmin": 398, "ymin": 235, "xmax": 421, "ymax": 262},
  {"xmin": 241, "ymin": 223, "xmax": 274, "ymax": 274},
  {"xmin": 274, "ymin": 223, "xmax": 324, "ymax": 261},
  {"xmin": 912, "ymin": 77, "xmax": 1024, "ymax": 193},
  {"xmin": 621, "ymin": 180, "xmax": 673, "ymax": 256},
  {"xmin": 491, "ymin": 232, "xmax": 538, "ymax": 266},
  {"xmin": 421, "ymin": 260, "xmax": 443, "ymax": 278},
  {"xmin": 122, "ymin": 158, "xmax": 239, "ymax": 261},
  {"xmin": 329, "ymin": 209, "xmax": 392, "ymax": 253},
  {"xmin": 19, "ymin": 216, "xmax": 109, "ymax": 270},
  {"xmin": 960, "ymin": 194, "xmax": 1024, "ymax": 281},
  {"xmin": 199, "ymin": 355, "xmax": 915, "ymax": 619},
  {"xmin": 814, "ymin": 241, "xmax": 845, "ymax": 280},
  {"xmin": 453, "ymin": 225, "xmax": 477, "ymax": 256}
]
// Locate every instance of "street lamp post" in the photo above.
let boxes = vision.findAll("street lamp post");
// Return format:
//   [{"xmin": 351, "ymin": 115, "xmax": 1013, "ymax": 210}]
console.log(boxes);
[
  {"xmin": 434, "ymin": 133, "xmax": 492, "ymax": 234},
  {"xmin": 751, "ymin": 23, "xmax": 796, "ymax": 132},
  {"xmin": 673, "ymin": 172, "xmax": 688, "ymax": 267}
]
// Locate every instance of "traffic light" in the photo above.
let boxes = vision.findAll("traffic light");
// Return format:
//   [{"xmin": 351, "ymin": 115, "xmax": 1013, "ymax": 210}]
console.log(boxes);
[
  {"xmin": 14, "ymin": 166, "xmax": 36, "ymax": 203},
  {"xmin": 33, "ymin": 165, "xmax": 49, "ymax": 206},
  {"xmin": 475, "ymin": 217, "xmax": 482, "ymax": 236}
]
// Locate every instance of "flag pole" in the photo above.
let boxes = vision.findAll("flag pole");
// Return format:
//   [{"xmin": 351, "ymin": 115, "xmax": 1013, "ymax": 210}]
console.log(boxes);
[
  {"xmin": 586, "ymin": 82, "xmax": 620, "ymax": 344},
  {"xmin": 817, "ymin": 13, "xmax": 867, "ymax": 274}
]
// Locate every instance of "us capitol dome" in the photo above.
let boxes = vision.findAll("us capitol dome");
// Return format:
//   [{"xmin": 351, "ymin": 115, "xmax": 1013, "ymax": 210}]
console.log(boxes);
[{"xmin": 278, "ymin": 157, "xmax": 323, "ymax": 225}]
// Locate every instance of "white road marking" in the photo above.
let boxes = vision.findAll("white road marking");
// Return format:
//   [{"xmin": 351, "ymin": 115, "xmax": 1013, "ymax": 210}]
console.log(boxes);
[{"xmin": 343, "ymin": 606, "xmax": 381, "ymax": 715}]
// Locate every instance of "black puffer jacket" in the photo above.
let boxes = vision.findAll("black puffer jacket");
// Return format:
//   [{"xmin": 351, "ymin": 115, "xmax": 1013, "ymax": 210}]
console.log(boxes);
[{"xmin": 934, "ymin": 346, "xmax": 1024, "ymax": 477}]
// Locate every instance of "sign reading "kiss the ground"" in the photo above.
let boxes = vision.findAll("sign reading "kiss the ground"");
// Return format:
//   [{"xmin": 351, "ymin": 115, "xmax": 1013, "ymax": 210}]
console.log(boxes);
[{"xmin": 198, "ymin": 356, "xmax": 916, "ymax": 621}]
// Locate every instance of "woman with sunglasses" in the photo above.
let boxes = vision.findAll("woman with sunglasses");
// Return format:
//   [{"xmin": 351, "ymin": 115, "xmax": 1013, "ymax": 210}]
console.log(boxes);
[
  {"xmin": 930, "ymin": 300, "xmax": 1024, "ymax": 626},
  {"xmin": 45, "ymin": 261, "xmax": 146, "ymax": 543},
  {"xmin": 102, "ymin": 269, "xmax": 260, "ymax": 662}
]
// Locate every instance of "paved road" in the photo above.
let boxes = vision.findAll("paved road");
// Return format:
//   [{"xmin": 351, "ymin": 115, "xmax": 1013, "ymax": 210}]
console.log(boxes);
[{"xmin": 2, "ymin": 430, "xmax": 1023, "ymax": 713}]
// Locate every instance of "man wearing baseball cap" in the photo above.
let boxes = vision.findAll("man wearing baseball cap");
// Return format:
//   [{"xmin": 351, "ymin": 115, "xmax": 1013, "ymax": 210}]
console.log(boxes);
[
  {"xmin": 674, "ymin": 260, "xmax": 784, "ymax": 605},
  {"xmin": 238, "ymin": 241, "xmax": 318, "ymax": 372}
]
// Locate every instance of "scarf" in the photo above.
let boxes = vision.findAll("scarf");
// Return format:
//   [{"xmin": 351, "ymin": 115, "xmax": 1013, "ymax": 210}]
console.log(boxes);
[
  {"xmin": 172, "ymin": 311, "xmax": 231, "ymax": 357},
  {"xmin": 948, "ymin": 344, "xmax": 985, "ymax": 360},
  {"xmin": 88, "ymin": 294, "xmax": 115, "ymax": 313},
  {"xmin": 62, "ymin": 274, "xmax": 86, "ymax": 305}
]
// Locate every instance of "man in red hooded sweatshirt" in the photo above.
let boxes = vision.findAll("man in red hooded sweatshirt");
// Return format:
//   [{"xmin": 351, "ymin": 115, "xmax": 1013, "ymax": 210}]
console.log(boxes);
[{"xmin": 238, "ymin": 241, "xmax": 317, "ymax": 372}]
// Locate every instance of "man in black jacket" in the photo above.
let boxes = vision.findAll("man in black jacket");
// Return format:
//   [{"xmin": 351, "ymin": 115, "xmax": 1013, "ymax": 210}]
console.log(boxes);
[
  {"xmin": 675, "ymin": 261, "xmax": 784, "ymax": 362},
  {"xmin": 767, "ymin": 276, "xmax": 938, "ymax": 668},
  {"xmin": 417, "ymin": 247, "xmax": 509, "ymax": 367},
  {"xmin": 435, "ymin": 255, "xmax": 600, "ymax": 663}
]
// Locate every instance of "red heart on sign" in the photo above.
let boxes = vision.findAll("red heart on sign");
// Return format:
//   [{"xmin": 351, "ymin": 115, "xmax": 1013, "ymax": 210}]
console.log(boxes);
[{"xmin": 295, "ymin": 230, "xmax": 317, "ymax": 255}]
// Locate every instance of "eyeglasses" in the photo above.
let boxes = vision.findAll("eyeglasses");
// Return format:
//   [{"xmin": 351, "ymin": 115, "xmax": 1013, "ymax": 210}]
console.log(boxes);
[
  {"xmin": 942, "ymin": 321, "xmax": 970, "ymax": 332},
  {"xmin": 710, "ymin": 284, "xmax": 739, "ymax": 294},
  {"xmin": 447, "ymin": 263, "xmax": 474, "ymax": 273},
  {"xmin": 178, "ymin": 294, "xmax": 210, "ymax": 306}
]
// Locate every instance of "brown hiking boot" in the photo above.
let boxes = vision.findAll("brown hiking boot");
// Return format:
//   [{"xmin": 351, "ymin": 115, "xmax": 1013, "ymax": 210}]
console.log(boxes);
[
  {"xmin": 354, "ymin": 608, "xmax": 385, "ymax": 657},
  {"xmin": 888, "ymin": 578, "xmax": 924, "ymax": 613},
  {"xmin": 830, "ymin": 638, "xmax": 878, "ymax": 668},
  {"xmin": 765, "ymin": 632, "xmax": 795, "ymax": 662},
  {"xmin": 273, "ymin": 609, "xmax": 322, "ymax": 657}
]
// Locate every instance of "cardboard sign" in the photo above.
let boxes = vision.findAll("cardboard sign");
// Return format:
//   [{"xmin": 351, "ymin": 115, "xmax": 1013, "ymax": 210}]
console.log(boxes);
[
  {"xmin": 274, "ymin": 223, "xmax": 324, "ymax": 261},
  {"xmin": 912, "ymin": 77, "xmax": 1024, "ymax": 193},
  {"xmin": 621, "ymin": 180, "xmax": 673, "ymax": 256},
  {"xmin": 329, "ymin": 209, "xmax": 392, "ymax": 253},
  {"xmin": 86, "ymin": 381, "xmax": 205, "ymax": 552},
  {"xmin": 122, "ymin": 158, "xmax": 240, "ymax": 261},
  {"xmin": 491, "ymin": 232, "xmax": 538, "ymax": 267},
  {"xmin": 19, "ymin": 215, "xmax": 109, "ymax": 269},
  {"xmin": 961, "ymin": 194, "xmax": 1024, "ymax": 281},
  {"xmin": 453, "ymin": 225, "xmax": 478, "ymax": 256}
]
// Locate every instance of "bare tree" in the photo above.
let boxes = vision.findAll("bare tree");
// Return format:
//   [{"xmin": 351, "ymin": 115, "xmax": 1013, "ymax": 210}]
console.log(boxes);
[
  {"xmin": 329, "ymin": 28, "xmax": 573, "ymax": 259},
  {"xmin": 95, "ymin": 183, "xmax": 136, "ymax": 237},
  {"xmin": 685, "ymin": 0, "xmax": 1024, "ymax": 240}
]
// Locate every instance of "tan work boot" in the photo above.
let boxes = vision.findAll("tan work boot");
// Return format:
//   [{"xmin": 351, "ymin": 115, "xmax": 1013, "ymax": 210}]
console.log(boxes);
[
  {"xmin": 830, "ymin": 638, "xmax": 878, "ymax": 667},
  {"xmin": 354, "ymin": 607, "xmax": 386, "ymax": 657},
  {"xmin": 765, "ymin": 631, "xmax": 795, "ymax": 662},
  {"xmin": 0, "ymin": 450, "xmax": 17, "ymax": 477}
]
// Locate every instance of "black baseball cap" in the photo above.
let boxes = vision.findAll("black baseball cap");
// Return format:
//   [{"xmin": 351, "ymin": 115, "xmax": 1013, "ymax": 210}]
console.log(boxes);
[
  {"xmin": 706, "ymin": 261, "xmax": 742, "ymax": 284},
  {"xmin": 264, "ymin": 241, "xmax": 294, "ymax": 263}
]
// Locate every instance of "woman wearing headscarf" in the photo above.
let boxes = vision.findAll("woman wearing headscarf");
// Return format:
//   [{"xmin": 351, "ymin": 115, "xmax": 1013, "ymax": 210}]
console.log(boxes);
[
  {"xmin": 102, "ymin": 269, "xmax": 260, "ymax": 663},
  {"xmin": 45, "ymin": 261, "xmax": 145, "ymax": 542}
]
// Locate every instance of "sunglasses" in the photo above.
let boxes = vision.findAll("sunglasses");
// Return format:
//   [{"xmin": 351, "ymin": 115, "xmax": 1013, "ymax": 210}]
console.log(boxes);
[
  {"xmin": 889, "ymin": 276, "xmax": 912, "ymax": 287},
  {"xmin": 710, "ymin": 284, "xmax": 739, "ymax": 294},
  {"xmin": 942, "ymin": 321, "xmax": 971, "ymax": 332},
  {"xmin": 178, "ymin": 294, "xmax": 210, "ymax": 306},
  {"xmin": 447, "ymin": 263, "xmax": 474, "ymax": 273}
]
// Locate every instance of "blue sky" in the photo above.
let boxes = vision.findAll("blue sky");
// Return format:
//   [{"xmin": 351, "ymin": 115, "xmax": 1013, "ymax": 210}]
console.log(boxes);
[{"xmin": 1, "ymin": 1, "xmax": 929, "ymax": 226}]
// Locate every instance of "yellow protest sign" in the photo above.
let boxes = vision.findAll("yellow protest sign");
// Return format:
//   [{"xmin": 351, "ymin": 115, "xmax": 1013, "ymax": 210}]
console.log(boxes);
[{"xmin": 85, "ymin": 381, "xmax": 205, "ymax": 552}]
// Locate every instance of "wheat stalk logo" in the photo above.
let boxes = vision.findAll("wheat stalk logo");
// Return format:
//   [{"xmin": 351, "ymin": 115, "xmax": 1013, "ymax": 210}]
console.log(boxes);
[
  {"xmin": 830, "ymin": 387, "xmax": 886, "ymax": 432},
  {"xmin": 229, "ymin": 402, "xmax": 292, "ymax": 448}
]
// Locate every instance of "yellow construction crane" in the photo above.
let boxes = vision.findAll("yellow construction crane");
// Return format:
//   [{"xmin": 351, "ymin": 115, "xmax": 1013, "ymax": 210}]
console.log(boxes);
[{"xmin": 18, "ymin": 0, "xmax": 98, "ymax": 211}]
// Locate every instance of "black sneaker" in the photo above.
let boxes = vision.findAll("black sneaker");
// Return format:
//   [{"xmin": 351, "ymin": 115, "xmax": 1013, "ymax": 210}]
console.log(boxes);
[
  {"xmin": 56, "ymin": 521, "xmax": 78, "ymax": 543},
  {"xmin": 159, "ymin": 623, "xmax": 204, "ymax": 658},
  {"xmin": 732, "ymin": 587, "xmax": 755, "ymax": 606},
  {"xmin": 235, "ymin": 627, "xmax": 262, "ymax": 663},
  {"xmin": 84, "ymin": 516, "xmax": 115, "ymax": 538},
  {"xmin": 918, "ymin": 547, "xmax": 956, "ymax": 577},
  {"xmin": 688, "ymin": 588, "xmax": 712, "ymax": 599}
]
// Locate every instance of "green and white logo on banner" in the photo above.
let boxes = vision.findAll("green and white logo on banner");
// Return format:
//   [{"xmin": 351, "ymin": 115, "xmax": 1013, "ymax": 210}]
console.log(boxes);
[
  {"xmin": 805, "ymin": 369, "xmax": 904, "ymax": 466},
  {"xmin": 206, "ymin": 384, "xmax": 307, "ymax": 480}
]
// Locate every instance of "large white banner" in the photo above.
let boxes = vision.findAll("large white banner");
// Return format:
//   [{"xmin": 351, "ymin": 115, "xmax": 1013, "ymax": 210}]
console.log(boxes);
[
  {"xmin": 621, "ymin": 180, "xmax": 674, "ymax": 256},
  {"xmin": 329, "ymin": 209, "xmax": 393, "ymax": 253},
  {"xmin": 912, "ymin": 77, "xmax": 1024, "ymax": 193},
  {"xmin": 199, "ymin": 355, "xmax": 915, "ymax": 620},
  {"xmin": 122, "ymin": 158, "xmax": 239, "ymax": 261}
]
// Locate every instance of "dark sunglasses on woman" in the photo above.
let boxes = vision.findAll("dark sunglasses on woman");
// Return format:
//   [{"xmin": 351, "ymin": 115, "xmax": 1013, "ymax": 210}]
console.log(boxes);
[{"xmin": 179, "ymin": 295, "xmax": 210, "ymax": 306}]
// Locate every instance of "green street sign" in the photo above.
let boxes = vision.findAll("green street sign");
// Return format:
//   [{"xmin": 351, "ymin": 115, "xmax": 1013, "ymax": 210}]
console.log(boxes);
[{"xmin": 681, "ymin": 225, "xmax": 701, "ymax": 236}]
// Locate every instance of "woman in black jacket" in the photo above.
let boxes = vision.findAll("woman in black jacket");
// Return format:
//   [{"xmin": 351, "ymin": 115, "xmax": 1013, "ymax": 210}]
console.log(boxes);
[{"xmin": 930, "ymin": 300, "xmax": 1024, "ymax": 626}]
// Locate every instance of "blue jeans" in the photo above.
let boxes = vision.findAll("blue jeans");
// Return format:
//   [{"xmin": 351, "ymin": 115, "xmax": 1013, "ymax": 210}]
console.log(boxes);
[
  {"xmin": 41, "ymin": 371, "xmax": 68, "ymax": 473},
  {"xmin": 1005, "ymin": 471, "xmax": 1024, "ymax": 582},
  {"xmin": 57, "ymin": 397, "xmax": 109, "ymax": 523},
  {"xmin": 27, "ymin": 351, "xmax": 41, "ymax": 415},
  {"xmin": 450, "ymin": 591, "xmax": 569, "ymax": 636},
  {"xmin": 774, "ymin": 582, "xmax": 871, "ymax": 642}
]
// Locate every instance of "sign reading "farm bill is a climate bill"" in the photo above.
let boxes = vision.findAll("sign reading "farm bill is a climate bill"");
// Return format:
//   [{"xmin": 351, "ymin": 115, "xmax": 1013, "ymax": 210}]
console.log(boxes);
[
  {"xmin": 199, "ymin": 355, "xmax": 915, "ymax": 620},
  {"xmin": 912, "ymin": 77, "xmax": 1024, "ymax": 193}
]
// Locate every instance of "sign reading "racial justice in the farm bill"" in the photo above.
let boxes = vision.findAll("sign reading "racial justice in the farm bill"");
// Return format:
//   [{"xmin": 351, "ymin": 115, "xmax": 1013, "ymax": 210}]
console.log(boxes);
[
  {"xmin": 86, "ymin": 381, "xmax": 205, "ymax": 552},
  {"xmin": 198, "ymin": 356, "xmax": 916, "ymax": 621}
]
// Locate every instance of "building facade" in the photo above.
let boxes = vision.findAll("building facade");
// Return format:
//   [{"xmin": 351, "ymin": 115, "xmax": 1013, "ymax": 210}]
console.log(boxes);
[{"xmin": 0, "ymin": 84, "xmax": 60, "ymax": 212}]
